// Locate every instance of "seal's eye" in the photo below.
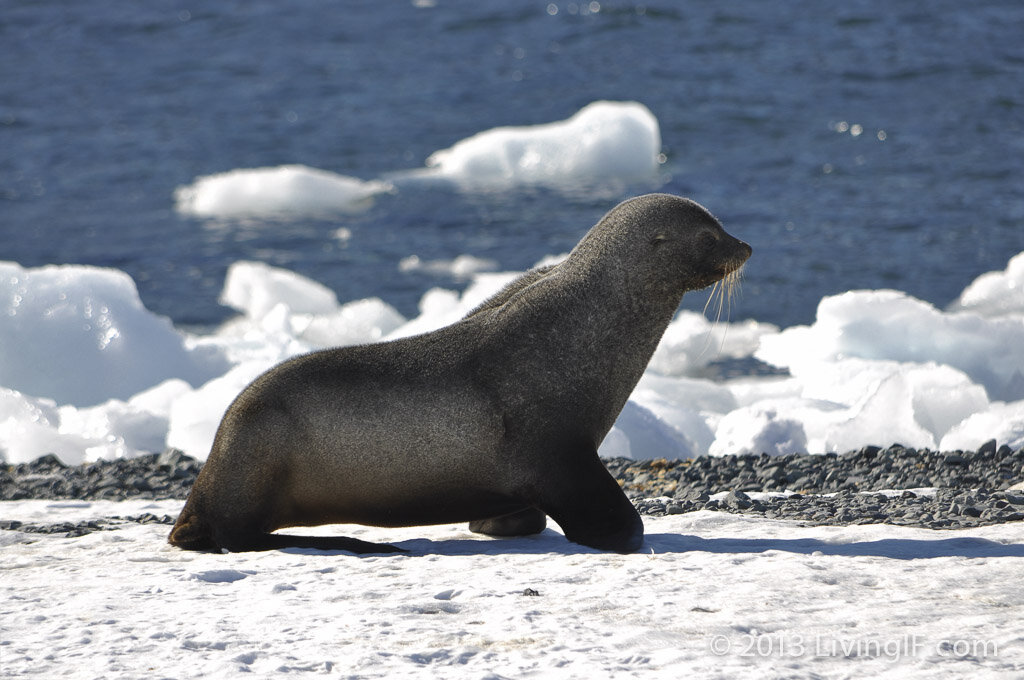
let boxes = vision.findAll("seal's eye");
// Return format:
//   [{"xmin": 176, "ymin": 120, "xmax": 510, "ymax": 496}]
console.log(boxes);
[
  {"xmin": 698, "ymin": 231, "xmax": 718, "ymax": 251},
  {"xmin": 650, "ymin": 234, "xmax": 670, "ymax": 247}
]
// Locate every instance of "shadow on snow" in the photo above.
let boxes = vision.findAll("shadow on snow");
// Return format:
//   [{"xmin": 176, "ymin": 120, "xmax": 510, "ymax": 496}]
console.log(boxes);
[{"xmin": 279, "ymin": 528, "xmax": 1024, "ymax": 560}]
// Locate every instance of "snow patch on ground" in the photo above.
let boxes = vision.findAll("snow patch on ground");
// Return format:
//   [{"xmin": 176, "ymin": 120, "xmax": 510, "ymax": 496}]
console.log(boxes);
[{"xmin": 2, "ymin": 500, "xmax": 1022, "ymax": 679}]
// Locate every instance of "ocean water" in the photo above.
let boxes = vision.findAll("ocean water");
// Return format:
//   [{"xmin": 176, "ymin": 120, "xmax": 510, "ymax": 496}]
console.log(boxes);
[{"xmin": 4, "ymin": 0, "xmax": 1022, "ymax": 330}]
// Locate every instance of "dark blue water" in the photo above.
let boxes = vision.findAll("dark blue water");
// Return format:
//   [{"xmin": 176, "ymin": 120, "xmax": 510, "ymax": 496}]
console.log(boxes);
[{"xmin": 3, "ymin": 0, "xmax": 1023, "ymax": 329}]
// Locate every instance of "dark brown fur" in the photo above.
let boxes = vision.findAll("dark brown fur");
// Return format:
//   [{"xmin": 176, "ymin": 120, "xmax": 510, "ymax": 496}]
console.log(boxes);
[{"xmin": 169, "ymin": 194, "xmax": 751, "ymax": 553}]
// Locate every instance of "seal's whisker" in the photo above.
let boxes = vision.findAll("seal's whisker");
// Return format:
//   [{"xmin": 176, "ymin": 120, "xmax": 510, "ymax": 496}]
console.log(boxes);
[
  {"xmin": 698, "ymin": 278, "xmax": 730, "ymax": 358},
  {"xmin": 712, "ymin": 266, "xmax": 745, "ymax": 354},
  {"xmin": 714, "ymin": 272, "xmax": 729, "ymax": 352},
  {"xmin": 717, "ymin": 274, "xmax": 728, "ymax": 323},
  {"xmin": 702, "ymin": 280, "xmax": 721, "ymax": 317},
  {"xmin": 697, "ymin": 280, "xmax": 724, "ymax": 358},
  {"xmin": 727, "ymin": 266, "xmax": 744, "ymax": 311},
  {"xmin": 724, "ymin": 271, "xmax": 734, "ymax": 318}
]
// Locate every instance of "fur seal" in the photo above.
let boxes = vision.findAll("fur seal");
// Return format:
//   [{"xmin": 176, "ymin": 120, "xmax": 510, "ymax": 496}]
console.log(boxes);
[{"xmin": 169, "ymin": 193, "xmax": 752, "ymax": 554}]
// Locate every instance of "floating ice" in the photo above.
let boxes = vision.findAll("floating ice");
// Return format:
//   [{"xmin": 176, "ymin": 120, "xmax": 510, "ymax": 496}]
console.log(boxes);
[
  {"xmin": 757, "ymin": 289, "xmax": 1024, "ymax": 402},
  {"xmin": 709, "ymin": 406, "xmax": 808, "ymax": 457},
  {"xmin": 3, "ymin": 248, "xmax": 1024, "ymax": 464},
  {"xmin": 398, "ymin": 254, "xmax": 499, "ymax": 278},
  {"xmin": 598, "ymin": 401, "xmax": 697, "ymax": 460},
  {"xmin": 0, "ymin": 380, "xmax": 192, "ymax": 466},
  {"xmin": 173, "ymin": 101, "xmax": 660, "ymax": 218},
  {"xmin": 649, "ymin": 311, "xmax": 778, "ymax": 376},
  {"xmin": 0, "ymin": 262, "xmax": 229, "ymax": 408},
  {"xmin": 221, "ymin": 261, "xmax": 340, "ymax": 320},
  {"xmin": 948, "ymin": 250, "xmax": 1024, "ymax": 319},
  {"xmin": 174, "ymin": 164, "xmax": 392, "ymax": 218},
  {"xmin": 417, "ymin": 101, "xmax": 661, "ymax": 190},
  {"xmin": 166, "ymin": 362, "xmax": 271, "ymax": 459},
  {"xmin": 940, "ymin": 399, "xmax": 1024, "ymax": 452}
]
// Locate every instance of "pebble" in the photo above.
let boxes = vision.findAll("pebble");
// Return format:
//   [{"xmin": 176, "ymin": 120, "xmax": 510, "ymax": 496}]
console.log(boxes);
[{"xmin": 2, "ymin": 442, "xmax": 1023, "ymax": 537}]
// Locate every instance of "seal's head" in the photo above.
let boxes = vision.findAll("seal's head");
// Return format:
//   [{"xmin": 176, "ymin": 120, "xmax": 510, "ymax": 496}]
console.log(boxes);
[
  {"xmin": 576, "ymin": 193, "xmax": 752, "ymax": 297},
  {"xmin": 644, "ymin": 194, "xmax": 750, "ymax": 292}
]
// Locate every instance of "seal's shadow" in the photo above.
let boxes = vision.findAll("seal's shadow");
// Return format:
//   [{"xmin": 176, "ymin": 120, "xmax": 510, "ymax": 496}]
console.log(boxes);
[
  {"xmin": 341, "ymin": 529, "xmax": 1024, "ymax": 560},
  {"xmin": 642, "ymin": 532, "xmax": 1024, "ymax": 560}
]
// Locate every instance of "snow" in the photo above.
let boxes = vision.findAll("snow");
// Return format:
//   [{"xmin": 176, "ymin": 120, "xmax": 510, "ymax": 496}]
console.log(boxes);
[
  {"xmin": 172, "ymin": 101, "xmax": 662, "ymax": 219},
  {"xmin": 3, "ymin": 247, "xmax": 1024, "ymax": 465},
  {"xmin": 2, "ymin": 500, "xmax": 1022, "ymax": 678}
]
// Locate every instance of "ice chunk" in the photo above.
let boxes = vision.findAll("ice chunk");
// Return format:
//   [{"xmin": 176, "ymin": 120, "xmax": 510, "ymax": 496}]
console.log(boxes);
[
  {"xmin": 600, "ymin": 400, "xmax": 697, "ymax": 460},
  {"xmin": 386, "ymin": 272, "xmax": 521, "ymax": 339},
  {"xmin": 217, "ymin": 261, "xmax": 406, "ymax": 349},
  {"xmin": 949, "ymin": 250, "xmax": 1024, "ymax": 319},
  {"xmin": 221, "ymin": 261, "xmax": 340, "ymax": 320},
  {"xmin": 940, "ymin": 400, "xmax": 1024, "ymax": 451},
  {"xmin": 819, "ymin": 363, "xmax": 986, "ymax": 452},
  {"xmin": 297, "ymin": 298, "xmax": 406, "ymax": 348},
  {"xmin": 0, "ymin": 380, "xmax": 192, "ymax": 464},
  {"xmin": 419, "ymin": 101, "xmax": 661, "ymax": 189},
  {"xmin": 166, "ymin": 362, "xmax": 271, "ymax": 460},
  {"xmin": 174, "ymin": 164, "xmax": 392, "ymax": 218},
  {"xmin": 398, "ymin": 254, "xmax": 499, "ymax": 278},
  {"xmin": 757, "ymin": 289, "xmax": 1024, "ymax": 402},
  {"xmin": 649, "ymin": 311, "xmax": 778, "ymax": 376},
  {"xmin": 0, "ymin": 388, "xmax": 78, "ymax": 464},
  {"xmin": 710, "ymin": 406, "xmax": 808, "ymax": 457},
  {"xmin": 57, "ymin": 398, "xmax": 170, "ymax": 463},
  {"xmin": 0, "ymin": 262, "xmax": 229, "ymax": 407}
]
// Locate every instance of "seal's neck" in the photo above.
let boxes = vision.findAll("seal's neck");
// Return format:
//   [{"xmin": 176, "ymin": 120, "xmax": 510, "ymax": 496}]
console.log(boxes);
[
  {"xmin": 566, "ymin": 238, "xmax": 686, "ymax": 346},
  {"xmin": 542, "ymin": 254, "xmax": 684, "ymax": 437}
]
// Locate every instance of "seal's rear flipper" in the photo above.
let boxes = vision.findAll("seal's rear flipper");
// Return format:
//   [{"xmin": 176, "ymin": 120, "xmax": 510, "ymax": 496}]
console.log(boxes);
[
  {"xmin": 205, "ymin": 532, "xmax": 406, "ymax": 554},
  {"xmin": 258, "ymin": 533, "xmax": 407, "ymax": 554}
]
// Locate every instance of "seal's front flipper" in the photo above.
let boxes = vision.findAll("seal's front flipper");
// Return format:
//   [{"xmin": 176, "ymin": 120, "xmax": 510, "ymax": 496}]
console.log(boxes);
[
  {"xmin": 536, "ymin": 452, "xmax": 644, "ymax": 553},
  {"xmin": 469, "ymin": 507, "xmax": 547, "ymax": 537}
]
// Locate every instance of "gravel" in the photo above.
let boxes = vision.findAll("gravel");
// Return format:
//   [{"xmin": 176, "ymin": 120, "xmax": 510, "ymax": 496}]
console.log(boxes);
[{"xmin": 3, "ymin": 442, "xmax": 1023, "ymax": 537}]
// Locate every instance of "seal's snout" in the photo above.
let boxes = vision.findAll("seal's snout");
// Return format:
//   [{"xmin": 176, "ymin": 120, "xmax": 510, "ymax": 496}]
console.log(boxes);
[
  {"xmin": 695, "ymin": 230, "xmax": 751, "ymax": 297},
  {"xmin": 738, "ymin": 239, "xmax": 752, "ymax": 261},
  {"xmin": 716, "ymin": 235, "xmax": 751, "ymax": 278},
  {"xmin": 729, "ymin": 239, "xmax": 752, "ymax": 273}
]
